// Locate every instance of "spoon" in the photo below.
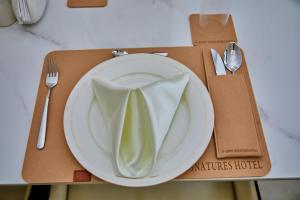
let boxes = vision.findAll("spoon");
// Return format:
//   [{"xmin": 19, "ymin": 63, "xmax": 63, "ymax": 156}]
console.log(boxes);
[
  {"xmin": 112, "ymin": 49, "xmax": 129, "ymax": 57},
  {"xmin": 112, "ymin": 50, "xmax": 168, "ymax": 57},
  {"xmin": 223, "ymin": 42, "xmax": 242, "ymax": 74}
]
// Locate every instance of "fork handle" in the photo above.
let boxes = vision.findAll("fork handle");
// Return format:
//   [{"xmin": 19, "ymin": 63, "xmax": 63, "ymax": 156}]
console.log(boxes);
[{"xmin": 37, "ymin": 90, "xmax": 50, "ymax": 149}]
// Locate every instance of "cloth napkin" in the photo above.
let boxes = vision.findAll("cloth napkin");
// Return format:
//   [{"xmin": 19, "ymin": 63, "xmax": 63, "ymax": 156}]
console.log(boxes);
[
  {"xmin": 91, "ymin": 73, "xmax": 189, "ymax": 178},
  {"xmin": 0, "ymin": 0, "xmax": 16, "ymax": 26},
  {"xmin": 11, "ymin": 0, "xmax": 47, "ymax": 24}
]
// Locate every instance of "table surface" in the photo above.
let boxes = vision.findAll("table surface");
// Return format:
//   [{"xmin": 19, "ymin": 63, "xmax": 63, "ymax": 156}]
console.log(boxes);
[{"xmin": 0, "ymin": 0, "xmax": 300, "ymax": 184}]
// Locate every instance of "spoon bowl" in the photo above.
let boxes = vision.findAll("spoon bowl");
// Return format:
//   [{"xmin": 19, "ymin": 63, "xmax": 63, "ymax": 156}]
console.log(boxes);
[
  {"xmin": 224, "ymin": 42, "xmax": 242, "ymax": 74},
  {"xmin": 112, "ymin": 49, "xmax": 129, "ymax": 57}
]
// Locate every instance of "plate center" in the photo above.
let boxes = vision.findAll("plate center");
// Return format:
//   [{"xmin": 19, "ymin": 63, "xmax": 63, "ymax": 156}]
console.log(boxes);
[{"xmin": 88, "ymin": 72, "xmax": 191, "ymax": 160}]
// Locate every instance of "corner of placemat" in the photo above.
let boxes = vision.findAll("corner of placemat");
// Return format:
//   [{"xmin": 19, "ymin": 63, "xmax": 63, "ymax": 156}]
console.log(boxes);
[
  {"xmin": 44, "ymin": 51, "xmax": 58, "ymax": 60},
  {"xmin": 21, "ymin": 162, "xmax": 30, "ymax": 183},
  {"xmin": 189, "ymin": 13, "xmax": 198, "ymax": 20}
]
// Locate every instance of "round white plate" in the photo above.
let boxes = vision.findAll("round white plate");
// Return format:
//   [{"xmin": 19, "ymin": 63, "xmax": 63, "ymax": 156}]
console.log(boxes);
[{"xmin": 64, "ymin": 54, "xmax": 214, "ymax": 187}]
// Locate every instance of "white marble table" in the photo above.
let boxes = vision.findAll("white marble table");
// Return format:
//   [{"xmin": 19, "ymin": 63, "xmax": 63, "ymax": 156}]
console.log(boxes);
[{"xmin": 0, "ymin": 0, "xmax": 299, "ymax": 184}]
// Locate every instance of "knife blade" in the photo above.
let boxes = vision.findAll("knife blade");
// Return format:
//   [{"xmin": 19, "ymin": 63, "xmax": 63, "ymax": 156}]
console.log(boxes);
[{"xmin": 210, "ymin": 48, "xmax": 226, "ymax": 76}]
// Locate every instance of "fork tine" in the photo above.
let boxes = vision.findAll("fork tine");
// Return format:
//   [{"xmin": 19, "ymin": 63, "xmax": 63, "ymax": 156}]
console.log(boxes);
[
  {"xmin": 46, "ymin": 58, "xmax": 50, "ymax": 77},
  {"xmin": 47, "ymin": 58, "xmax": 50, "ymax": 77},
  {"xmin": 50, "ymin": 58, "xmax": 55, "ymax": 77},
  {"xmin": 49, "ymin": 58, "xmax": 53, "ymax": 77},
  {"xmin": 52, "ymin": 58, "xmax": 57, "ymax": 77},
  {"xmin": 52, "ymin": 59, "xmax": 58, "ymax": 75}
]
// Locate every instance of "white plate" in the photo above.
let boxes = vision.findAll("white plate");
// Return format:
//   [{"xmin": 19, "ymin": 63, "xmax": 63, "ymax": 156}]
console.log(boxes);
[{"xmin": 64, "ymin": 54, "xmax": 214, "ymax": 187}]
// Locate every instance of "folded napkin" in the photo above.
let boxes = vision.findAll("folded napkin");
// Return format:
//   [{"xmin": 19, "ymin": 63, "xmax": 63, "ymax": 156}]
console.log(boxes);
[
  {"xmin": 92, "ymin": 73, "xmax": 189, "ymax": 178},
  {"xmin": 0, "ymin": 0, "xmax": 16, "ymax": 27},
  {"xmin": 11, "ymin": 0, "xmax": 47, "ymax": 24}
]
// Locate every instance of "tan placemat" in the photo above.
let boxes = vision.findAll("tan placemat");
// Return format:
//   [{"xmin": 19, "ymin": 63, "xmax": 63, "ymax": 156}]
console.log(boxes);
[
  {"xmin": 189, "ymin": 14, "xmax": 237, "ymax": 46},
  {"xmin": 67, "ymin": 0, "xmax": 107, "ymax": 8},
  {"xmin": 22, "ymin": 46, "xmax": 271, "ymax": 183}
]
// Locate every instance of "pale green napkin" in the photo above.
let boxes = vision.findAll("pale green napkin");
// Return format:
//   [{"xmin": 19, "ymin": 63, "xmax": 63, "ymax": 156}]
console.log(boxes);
[{"xmin": 92, "ymin": 73, "xmax": 189, "ymax": 178}]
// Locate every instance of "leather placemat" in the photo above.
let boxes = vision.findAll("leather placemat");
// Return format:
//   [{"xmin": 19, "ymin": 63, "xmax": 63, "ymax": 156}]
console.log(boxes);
[
  {"xmin": 22, "ymin": 46, "xmax": 271, "ymax": 183},
  {"xmin": 189, "ymin": 14, "xmax": 237, "ymax": 46},
  {"xmin": 67, "ymin": 0, "xmax": 107, "ymax": 8}
]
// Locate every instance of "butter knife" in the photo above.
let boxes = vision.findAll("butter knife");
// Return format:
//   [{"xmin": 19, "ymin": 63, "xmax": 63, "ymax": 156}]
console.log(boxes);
[
  {"xmin": 112, "ymin": 50, "xmax": 168, "ymax": 57},
  {"xmin": 210, "ymin": 48, "xmax": 226, "ymax": 76}
]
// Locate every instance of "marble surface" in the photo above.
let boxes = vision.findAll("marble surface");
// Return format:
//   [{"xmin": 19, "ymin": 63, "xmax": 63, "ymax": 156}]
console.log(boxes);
[{"xmin": 0, "ymin": 0, "xmax": 300, "ymax": 184}]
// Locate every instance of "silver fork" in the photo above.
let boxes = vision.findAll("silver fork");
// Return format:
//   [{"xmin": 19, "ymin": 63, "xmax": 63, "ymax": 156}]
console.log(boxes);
[{"xmin": 37, "ymin": 58, "xmax": 59, "ymax": 149}]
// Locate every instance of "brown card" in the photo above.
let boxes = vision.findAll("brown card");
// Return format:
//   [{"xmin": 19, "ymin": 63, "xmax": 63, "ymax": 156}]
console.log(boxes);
[
  {"xmin": 189, "ymin": 14, "xmax": 237, "ymax": 46},
  {"xmin": 22, "ymin": 46, "xmax": 271, "ymax": 183},
  {"xmin": 208, "ymin": 74, "xmax": 262, "ymax": 158},
  {"xmin": 67, "ymin": 0, "xmax": 107, "ymax": 8}
]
